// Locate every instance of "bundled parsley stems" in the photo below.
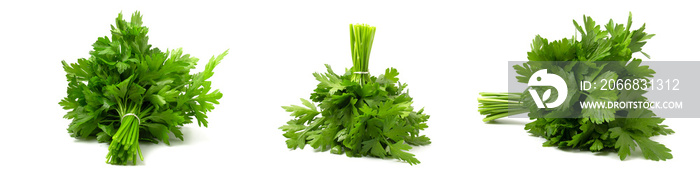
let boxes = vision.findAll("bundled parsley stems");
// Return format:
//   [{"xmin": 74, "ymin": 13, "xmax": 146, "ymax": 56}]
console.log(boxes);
[
  {"xmin": 60, "ymin": 12, "xmax": 673, "ymax": 165},
  {"xmin": 60, "ymin": 12, "xmax": 227, "ymax": 165},
  {"xmin": 280, "ymin": 24, "xmax": 431, "ymax": 165},
  {"xmin": 478, "ymin": 13, "xmax": 673, "ymax": 161}
]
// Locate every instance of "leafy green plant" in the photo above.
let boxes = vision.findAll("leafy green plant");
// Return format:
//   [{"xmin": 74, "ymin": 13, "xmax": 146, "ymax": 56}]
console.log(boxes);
[
  {"xmin": 59, "ymin": 11, "xmax": 227, "ymax": 165},
  {"xmin": 478, "ymin": 13, "xmax": 674, "ymax": 161},
  {"xmin": 280, "ymin": 24, "xmax": 430, "ymax": 165}
]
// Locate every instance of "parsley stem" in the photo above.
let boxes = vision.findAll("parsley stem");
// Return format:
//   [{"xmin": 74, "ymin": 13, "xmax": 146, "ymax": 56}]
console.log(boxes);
[
  {"xmin": 107, "ymin": 101, "xmax": 144, "ymax": 165},
  {"xmin": 478, "ymin": 92, "xmax": 528, "ymax": 122},
  {"xmin": 350, "ymin": 24, "xmax": 376, "ymax": 85}
]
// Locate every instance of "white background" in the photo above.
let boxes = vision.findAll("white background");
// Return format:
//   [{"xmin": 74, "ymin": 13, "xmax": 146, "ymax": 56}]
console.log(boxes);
[{"xmin": 1, "ymin": 0, "xmax": 698, "ymax": 175}]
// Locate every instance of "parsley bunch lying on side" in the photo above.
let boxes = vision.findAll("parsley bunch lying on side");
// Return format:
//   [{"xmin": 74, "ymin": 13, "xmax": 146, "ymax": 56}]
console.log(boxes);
[
  {"xmin": 280, "ymin": 24, "xmax": 430, "ymax": 165},
  {"xmin": 478, "ymin": 13, "xmax": 674, "ymax": 161},
  {"xmin": 59, "ymin": 12, "xmax": 227, "ymax": 165}
]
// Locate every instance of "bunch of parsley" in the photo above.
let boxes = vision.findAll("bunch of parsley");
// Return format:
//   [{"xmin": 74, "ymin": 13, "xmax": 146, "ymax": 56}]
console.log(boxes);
[
  {"xmin": 478, "ymin": 13, "xmax": 674, "ymax": 161},
  {"xmin": 59, "ymin": 12, "xmax": 227, "ymax": 165},
  {"xmin": 280, "ymin": 24, "xmax": 430, "ymax": 165}
]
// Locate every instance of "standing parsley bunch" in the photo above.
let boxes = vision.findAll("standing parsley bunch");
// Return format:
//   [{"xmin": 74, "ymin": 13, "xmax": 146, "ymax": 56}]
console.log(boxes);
[
  {"xmin": 59, "ymin": 12, "xmax": 227, "ymax": 165},
  {"xmin": 280, "ymin": 24, "xmax": 430, "ymax": 165},
  {"xmin": 478, "ymin": 13, "xmax": 674, "ymax": 161}
]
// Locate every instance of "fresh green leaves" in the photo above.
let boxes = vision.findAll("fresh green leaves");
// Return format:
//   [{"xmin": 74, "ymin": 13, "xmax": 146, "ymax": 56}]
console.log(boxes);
[
  {"xmin": 60, "ymin": 11, "xmax": 227, "ymax": 165},
  {"xmin": 281, "ymin": 65, "xmax": 430, "ymax": 165},
  {"xmin": 281, "ymin": 24, "xmax": 429, "ymax": 165},
  {"xmin": 478, "ymin": 13, "xmax": 673, "ymax": 161}
]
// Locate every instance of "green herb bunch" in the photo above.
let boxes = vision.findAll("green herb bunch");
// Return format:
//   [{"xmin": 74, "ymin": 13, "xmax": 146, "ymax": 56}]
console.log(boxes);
[
  {"xmin": 478, "ymin": 13, "xmax": 674, "ymax": 161},
  {"xmin": 280, "ymin": 24, "xmax": 430, "ymax": 165},
  {"xmin": 59, "ymin": 12, "xmax": 227, "ymax": 165}
]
